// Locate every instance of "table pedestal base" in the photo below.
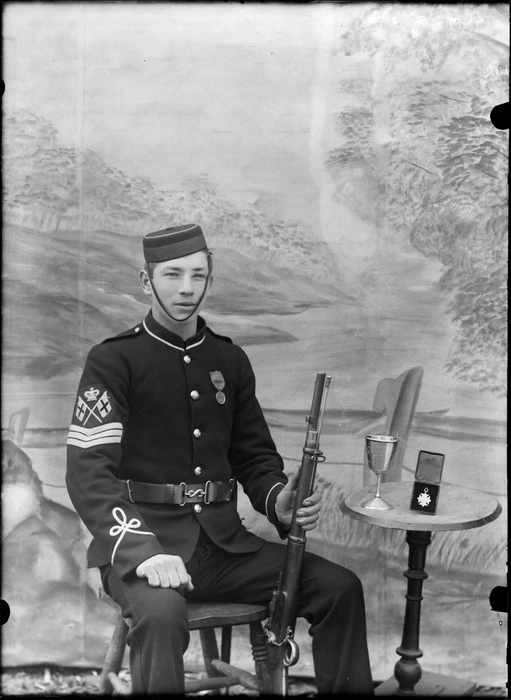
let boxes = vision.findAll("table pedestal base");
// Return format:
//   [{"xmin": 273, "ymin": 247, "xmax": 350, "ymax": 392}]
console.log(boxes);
[{"xmin": 375, "ymin": 671, "xmax": 477, "ymax": 696}]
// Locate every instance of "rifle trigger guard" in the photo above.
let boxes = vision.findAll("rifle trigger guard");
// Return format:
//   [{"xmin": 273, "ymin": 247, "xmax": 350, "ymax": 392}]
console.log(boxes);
[{"xmin": 284, "ymin": 638, "xmax": 300, "ymax": 667}]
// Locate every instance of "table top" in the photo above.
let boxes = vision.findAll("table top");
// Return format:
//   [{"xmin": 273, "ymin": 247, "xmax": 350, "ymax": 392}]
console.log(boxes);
[{"xmin": 340, "ymin": 482, "xmax": 502, "ymax": 532}]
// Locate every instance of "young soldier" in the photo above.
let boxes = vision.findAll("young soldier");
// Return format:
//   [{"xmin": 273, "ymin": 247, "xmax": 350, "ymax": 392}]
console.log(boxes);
[{"xmin": 66, "ymin": 224, "xmax": 373, "ymax": 694}]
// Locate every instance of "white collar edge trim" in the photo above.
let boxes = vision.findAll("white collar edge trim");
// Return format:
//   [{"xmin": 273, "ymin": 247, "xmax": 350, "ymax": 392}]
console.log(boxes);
[{"xmin": 142, "ymin": 319, "xmax": 206, "ymax": 352}]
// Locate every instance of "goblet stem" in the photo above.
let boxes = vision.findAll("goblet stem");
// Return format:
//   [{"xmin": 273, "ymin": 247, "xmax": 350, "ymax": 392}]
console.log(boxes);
[
  {"xmin": 375, "ymin": 473, "xmax": 382, "ymax": 499},
  {"xmin": 362, "ymin": 471, "xmax": 393, "ymax": 510}
]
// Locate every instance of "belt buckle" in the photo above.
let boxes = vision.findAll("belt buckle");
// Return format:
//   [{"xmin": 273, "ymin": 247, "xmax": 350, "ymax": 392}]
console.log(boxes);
[
  {"xmin": 126, "ymin": 479, "xmax": 135, "ymax": 503},
  {"xmin": 227, "ymin": 478, "xmax": 235, "ymax": 501},
  {"xmin": 204, "ymin": 480, "xmax": 213, "ymax": 505},
  {"xmin": 178, "ymin": 482, "xmax": 187, "ymax": 506}
]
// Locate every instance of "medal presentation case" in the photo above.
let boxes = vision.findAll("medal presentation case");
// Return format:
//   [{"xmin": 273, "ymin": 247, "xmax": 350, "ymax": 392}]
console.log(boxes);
[{"xmin": 409, "ymin": 450, "xmax": 445, "ymax": 515}]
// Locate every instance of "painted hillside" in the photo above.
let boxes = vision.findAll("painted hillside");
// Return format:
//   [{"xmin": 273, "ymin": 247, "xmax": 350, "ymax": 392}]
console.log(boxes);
[
  {"xmin": 3, "ymin": 222, "xmax": 350, "ymax": 381},
  {"xmin": 3, "ymin": 109, "xmax": 355, "ymax": 380}
]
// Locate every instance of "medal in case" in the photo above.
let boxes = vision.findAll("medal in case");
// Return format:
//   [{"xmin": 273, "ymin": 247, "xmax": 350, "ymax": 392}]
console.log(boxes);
[{"xmin": 409, "ymin": 450, "xmax": 444, "ymax": 515}]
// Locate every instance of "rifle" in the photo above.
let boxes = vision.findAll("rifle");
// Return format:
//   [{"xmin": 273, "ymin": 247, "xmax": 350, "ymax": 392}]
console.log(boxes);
[{"xmin": 264, "ymin": 372, "xmax": 331, "ymax": 694}]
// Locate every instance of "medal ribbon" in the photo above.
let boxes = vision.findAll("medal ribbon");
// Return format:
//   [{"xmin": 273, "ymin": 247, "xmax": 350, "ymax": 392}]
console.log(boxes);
[
  {"xmin": 210, "ymin": 371, "xmax": 225, "ymax": 392},
  {"xmin": 210, "ymin": 371, "xmax": 226, "ymax": 404}
]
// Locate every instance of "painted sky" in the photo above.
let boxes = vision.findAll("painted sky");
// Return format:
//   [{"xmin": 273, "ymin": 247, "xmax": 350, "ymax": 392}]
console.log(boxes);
[{"xmin": 4, "ymin": 2, "xmax": 364, "ymax": 226}]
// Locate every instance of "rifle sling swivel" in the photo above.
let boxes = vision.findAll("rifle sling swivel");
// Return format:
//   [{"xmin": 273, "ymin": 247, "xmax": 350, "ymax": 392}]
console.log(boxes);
[{"xmin": 303, "ymin": 446, "xmax": 326, "ymax": 462}]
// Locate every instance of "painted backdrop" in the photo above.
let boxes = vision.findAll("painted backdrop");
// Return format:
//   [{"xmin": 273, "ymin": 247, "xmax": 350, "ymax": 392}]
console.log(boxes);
[{"xmin": 2, "ymin": 2, "xmax": 508, "ymax": 688}]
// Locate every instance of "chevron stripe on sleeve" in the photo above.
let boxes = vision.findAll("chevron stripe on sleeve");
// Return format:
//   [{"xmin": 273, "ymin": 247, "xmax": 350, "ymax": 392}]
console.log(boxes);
[{"xmin": 67, "ymin": 422, "xmax": 123, "ymax": 449}]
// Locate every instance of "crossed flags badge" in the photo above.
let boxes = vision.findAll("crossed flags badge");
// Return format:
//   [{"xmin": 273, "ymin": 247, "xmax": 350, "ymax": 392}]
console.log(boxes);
[
  {"xmin": 75, "ymin": 386, "xmax": 112, "ymax": 426},
  {"xmin": 68, "ymin": 384, "xmax": 122, "ymax": 449}
]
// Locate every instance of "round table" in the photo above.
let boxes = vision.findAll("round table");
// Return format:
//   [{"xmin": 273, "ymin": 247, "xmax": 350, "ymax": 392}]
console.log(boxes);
[{"xmin": 340, "ymin": 482, "xmax": 502, "ymax": 696}]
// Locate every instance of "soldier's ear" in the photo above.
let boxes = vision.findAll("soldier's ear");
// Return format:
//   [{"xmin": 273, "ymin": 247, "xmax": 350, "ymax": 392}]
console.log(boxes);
[{"xmin": 139, "ymin": 269, "xmax": 152, "ymax": 296}]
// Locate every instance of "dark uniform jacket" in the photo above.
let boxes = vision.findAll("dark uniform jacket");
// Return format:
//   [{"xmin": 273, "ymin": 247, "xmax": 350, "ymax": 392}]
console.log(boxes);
[{"xmin": 66, "ymin": 312, "xmax": 288, "ymax": 581}]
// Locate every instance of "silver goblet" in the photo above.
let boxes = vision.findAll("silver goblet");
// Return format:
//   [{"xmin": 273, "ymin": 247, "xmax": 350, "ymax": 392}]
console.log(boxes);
[{"xmin": 362, "ymin": 434, "xmax": 398, "ymax": 510}]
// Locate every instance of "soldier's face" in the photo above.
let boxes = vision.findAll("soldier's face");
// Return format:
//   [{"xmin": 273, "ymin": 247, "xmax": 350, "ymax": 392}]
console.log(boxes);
[{"xmin": 141, "ymin": 250, "xmax": 212, "ymax": 321}]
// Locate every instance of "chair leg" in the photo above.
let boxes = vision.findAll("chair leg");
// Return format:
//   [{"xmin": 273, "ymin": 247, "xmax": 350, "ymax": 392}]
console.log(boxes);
[
  {"xmin": 198, "ymin": 628, "xmax": 224, "ymax": 695},
  {"xmin": 249, "ymin": 621, "xmax": 272, "ymax": 694},
  {"xmin": 220, "ymin": 625, "xmax": 232, "ymax": 663},
  {"xmin": 199, "ymin": 627, "xmax": 223, "ymax": 677},
  {"xmin": 99, "ymin": 614, "xmax": 129, "ymax": 694}
]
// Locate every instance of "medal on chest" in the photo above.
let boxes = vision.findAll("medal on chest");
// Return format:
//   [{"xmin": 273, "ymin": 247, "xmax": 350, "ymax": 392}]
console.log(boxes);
[{"xmin": 210, "ymin": 370, "xmax": 226, "ymax": 404}]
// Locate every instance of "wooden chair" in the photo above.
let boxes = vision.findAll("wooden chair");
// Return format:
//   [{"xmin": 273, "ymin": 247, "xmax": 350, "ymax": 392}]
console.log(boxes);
[{"xmin": 98, "ymin": 588, "xmax": 272, "ymax": 695}]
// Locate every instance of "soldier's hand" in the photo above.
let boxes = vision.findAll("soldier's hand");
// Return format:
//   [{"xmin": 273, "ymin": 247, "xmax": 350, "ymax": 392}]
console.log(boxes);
[
  {"xmin": 275, "ymin": 466, "xmax": 322, "ymax": 531},
  {"xmin": 135, "ymin": 554, "xmax": 194, "ymax": 591}
]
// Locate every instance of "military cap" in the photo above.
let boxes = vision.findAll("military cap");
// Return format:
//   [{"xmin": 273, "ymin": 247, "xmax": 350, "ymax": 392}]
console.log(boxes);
[{"xmin": 143, "ymin": 224, "xmax": 208, "ymax": 262}]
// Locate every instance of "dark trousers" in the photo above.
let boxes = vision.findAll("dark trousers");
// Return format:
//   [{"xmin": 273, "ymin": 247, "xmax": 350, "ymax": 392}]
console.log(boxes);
[{"xmin": 101, "ymin": 529, "xmax": 373, "ymax": 695}]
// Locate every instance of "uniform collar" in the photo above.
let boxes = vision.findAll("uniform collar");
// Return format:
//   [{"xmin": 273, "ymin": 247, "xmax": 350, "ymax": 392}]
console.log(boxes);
[{"xmin": 143, "ymin": 311, "xmax": 207, "ymax": 352}]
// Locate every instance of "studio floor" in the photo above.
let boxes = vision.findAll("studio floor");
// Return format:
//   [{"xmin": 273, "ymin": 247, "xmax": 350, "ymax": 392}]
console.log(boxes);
[{"xmin": 0, "ymin": 667, "xmax": 507, "ymax": 696}]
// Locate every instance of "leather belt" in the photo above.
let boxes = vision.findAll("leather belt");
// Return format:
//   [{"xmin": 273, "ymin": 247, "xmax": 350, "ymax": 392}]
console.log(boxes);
[{"xmin": 124, "ymin": 479, "xmax": 235, "ymax": 506}]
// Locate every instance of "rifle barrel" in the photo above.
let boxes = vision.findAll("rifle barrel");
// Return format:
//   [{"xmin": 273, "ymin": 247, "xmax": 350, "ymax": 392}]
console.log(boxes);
[{"xmin": 265, "ymin": 372, "xmax": 331, "ymax": 649}]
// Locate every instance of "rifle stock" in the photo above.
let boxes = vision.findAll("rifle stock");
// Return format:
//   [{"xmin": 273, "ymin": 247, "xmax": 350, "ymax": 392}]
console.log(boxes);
[{"xmin": 264, "ymin": 372, "xmax": 331, "ymax": 694}]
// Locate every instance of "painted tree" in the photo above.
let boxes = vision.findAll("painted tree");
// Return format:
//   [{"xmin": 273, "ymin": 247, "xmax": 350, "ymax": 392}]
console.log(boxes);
[
  {"xmin": 3, "ymin": 110, "xmax": 78, "ymax": 230},
  {"xmin": 328, "ymin": 4, "xmax": 508, "ymax": 394},
  {"xmin": 5, "ymin": 109, "xmax": 339, "ymax": 285}
]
